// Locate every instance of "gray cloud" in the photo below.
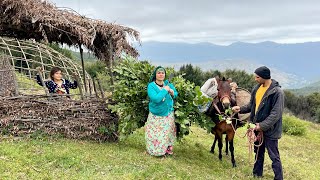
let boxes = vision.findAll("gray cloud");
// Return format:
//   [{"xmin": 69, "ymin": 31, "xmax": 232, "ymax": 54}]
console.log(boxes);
[{"xmin": 49, "ymin": 0, "xmax": 320, "ymax": 44}]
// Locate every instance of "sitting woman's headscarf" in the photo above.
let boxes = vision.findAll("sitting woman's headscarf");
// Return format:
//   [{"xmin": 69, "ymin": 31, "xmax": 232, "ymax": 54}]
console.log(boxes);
[{"xmin": 149, "ymin": 66, "xmax": 166, "ymax": 83}]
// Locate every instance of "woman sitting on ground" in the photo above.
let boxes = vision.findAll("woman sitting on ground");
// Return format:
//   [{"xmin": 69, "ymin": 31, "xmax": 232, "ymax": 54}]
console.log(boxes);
[{"xmin": 35, "ymin": 67, "xmax": 78, "ymax": 96}]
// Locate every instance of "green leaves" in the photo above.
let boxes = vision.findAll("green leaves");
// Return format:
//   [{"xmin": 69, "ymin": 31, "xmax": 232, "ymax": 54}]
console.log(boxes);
[
  {"xmin": 247, "ymin": 123, "xmax": 256, "ymax": 129},
  {"xmin": 110, "ymin": 56, "xmax": 212, "ymax": 140},
  {"xmin": 193, "ymin": 86, "xmax": 211, "ymax": 106},
  {"xmin": 109, "ymin": 57, "xmax": 152, "ymax": 139},
  {"xmin": 224, "ymin": 108, "xmax": 233, "ymax": 116}
]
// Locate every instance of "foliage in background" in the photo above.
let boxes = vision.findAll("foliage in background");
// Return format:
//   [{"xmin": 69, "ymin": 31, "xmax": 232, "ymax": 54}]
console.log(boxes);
[
  {"xmin": 109, "ymin": 57, "xmax": 211, "ymax": 140},
  {"xmin": 178, "ymin": 64, "xmax": 204, "ymax": 86},
  {"xmin": 48, "ymin": 43, "xmax": 75, "ymax": 60},
  {"xmin": 222, "ymin": 69, "xmax": 256, "ymax": 91},
  {"xmin": 288, "ymin": 80, "xmax": 320, "ymax": 96},
  {"xmin": 177, "ymin": 64, "xmax": 256, "ymax": 91},
  {"xmin": 282, "ymin": 114, "xmax": 307, "ymax": 136},
  {"xmin": 72, "ymin": 51, "xmax": 98, "ymax": 62},
  {"xmin": 307, "ymin": 92, "xmax": 320, "ymax": 123},
  {"xmin": 84, "ymin": 61, "xmax": 111, "ymax": 92},
  {"xmin": 85, "ymin": 61, "xmax": 108, "ymax": 78},
  {"xmin": 284, "ymin": 90, "xmax": 320, "ymax": 123}
]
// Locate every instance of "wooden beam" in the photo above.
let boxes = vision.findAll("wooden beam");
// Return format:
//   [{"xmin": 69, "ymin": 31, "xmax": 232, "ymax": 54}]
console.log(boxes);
[{"xmin": 79, "ymin": 44, "xmax": 88, "ymax": 95}]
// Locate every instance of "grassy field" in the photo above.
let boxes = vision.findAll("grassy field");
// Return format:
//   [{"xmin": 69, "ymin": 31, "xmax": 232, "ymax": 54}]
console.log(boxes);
[{"xmin": 0, "ymin": 121, "xmax": 319, "ymax": 180}]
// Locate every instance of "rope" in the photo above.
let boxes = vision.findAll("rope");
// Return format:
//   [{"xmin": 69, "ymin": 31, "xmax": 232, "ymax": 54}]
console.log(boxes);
[
  {"xmin": 247, "ymin": 128, "xmax": 263, "ymax": 164},
  {"xmin": 219, "ymin": 111, "xmax": 265, "ymax": 165},
  {"xmin": 230, "ymin": 120, "xmax": 263, "ymax": 165}
]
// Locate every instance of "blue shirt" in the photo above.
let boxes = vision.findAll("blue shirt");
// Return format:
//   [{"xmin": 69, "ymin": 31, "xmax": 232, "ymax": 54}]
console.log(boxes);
[{"xmin": 147, "ymin": 80, "xmax": 178, "ymax": 116}]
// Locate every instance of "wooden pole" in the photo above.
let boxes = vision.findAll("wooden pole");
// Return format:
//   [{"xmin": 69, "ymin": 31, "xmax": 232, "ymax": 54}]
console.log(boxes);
[
  {"xmin": 97, "ymin": 78, "xmax": 105, "ymax": 100},
  {"xmin": 108, "ymin": 39, "xmax": 114, "ymax": 90},
  {"xmin": 36, "ymin": 69, "xmax": 52, "ymax": 101},
  {"xmin": 88, "ymin": 79, "xmax": 92, "ymax": 96},
  {"xmin": 74, "ymin": 75, "xmax": 84, "ymax": 100},
  {"xmin": 92, "ymin": 78, "xmax": 99, "ymax": 98},
  {"xmin": 79, "ymin": 44, "xmax": 88, "ymax": 95},
  {"xmin": 37, "ymin": 70, "xmax": 49, "ymax": 96}
]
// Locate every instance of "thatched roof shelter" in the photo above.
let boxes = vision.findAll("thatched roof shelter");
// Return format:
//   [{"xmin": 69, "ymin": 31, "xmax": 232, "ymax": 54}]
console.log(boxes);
[
  {"xmin": 0, "ymin": 0, "xmax": 127, "ymax": 141},
  {"xmin": 0, "ymin": 0, "xmax": 140, "ymax": 61}
]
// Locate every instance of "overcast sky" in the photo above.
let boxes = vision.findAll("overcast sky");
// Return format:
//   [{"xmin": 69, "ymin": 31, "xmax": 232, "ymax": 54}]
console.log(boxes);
[{"xmin": 49, "ymin": 0, "xmax": 320, "ymax": 45}]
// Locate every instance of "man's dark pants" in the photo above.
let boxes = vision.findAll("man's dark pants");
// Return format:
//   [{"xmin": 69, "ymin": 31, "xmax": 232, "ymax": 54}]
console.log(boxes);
[{"xmin": 253, "ymin": 135, "xmax": 283, "ymax": 180}]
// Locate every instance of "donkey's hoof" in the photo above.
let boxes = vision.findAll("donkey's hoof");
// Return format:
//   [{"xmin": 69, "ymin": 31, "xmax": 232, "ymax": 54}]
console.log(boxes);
[
  {"xmin": 219, "ymin": 155, "xmax": 222, "ymax": 160},
  {"xmin": 232, "ymin": 163, "xmax": 237, "ymax": 168},
  {"xmin": 210, "ymin": 150, "xmax": 214, "ymax": 154}
]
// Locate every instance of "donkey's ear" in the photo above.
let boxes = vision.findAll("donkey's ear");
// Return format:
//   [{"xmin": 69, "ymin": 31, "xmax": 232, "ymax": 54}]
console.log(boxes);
[{"xmin": 222, "ymin": 77, "xmax": 226, "ymax": 81}]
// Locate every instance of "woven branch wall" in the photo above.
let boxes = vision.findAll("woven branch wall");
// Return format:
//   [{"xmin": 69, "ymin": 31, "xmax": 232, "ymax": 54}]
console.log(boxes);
[
  {"xmin": 0, "ymin": 55, "xmax": 17, "ymax": 96},
  {"xmin": 0, "ymin": 96, "xmax": 118, "ymax": 142},
  {"xmin": 0, "ymin": 37, "xmax": 118, "ymax": 141}
]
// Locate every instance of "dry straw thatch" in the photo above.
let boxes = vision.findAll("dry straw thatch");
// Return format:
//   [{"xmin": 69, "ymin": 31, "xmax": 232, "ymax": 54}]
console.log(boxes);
[{"xmin": 0, "ymin": 0, "xmax": 140, "ymax": 61}]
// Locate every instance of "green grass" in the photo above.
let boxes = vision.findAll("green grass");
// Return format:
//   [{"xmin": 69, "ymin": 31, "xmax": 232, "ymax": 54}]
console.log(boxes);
[
  {"xmin": 0, "ymin": 122, "xmax": 320, "ymax": 180},
  {"xmin": 15, "ymin": 72, "xmax": 48, "ymax": 96}
]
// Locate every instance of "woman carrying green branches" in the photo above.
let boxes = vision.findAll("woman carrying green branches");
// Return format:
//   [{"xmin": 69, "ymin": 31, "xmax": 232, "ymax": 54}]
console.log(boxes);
[{"xmin": 145, "ymin": 66, "xmax": 178, "ymax": 156}]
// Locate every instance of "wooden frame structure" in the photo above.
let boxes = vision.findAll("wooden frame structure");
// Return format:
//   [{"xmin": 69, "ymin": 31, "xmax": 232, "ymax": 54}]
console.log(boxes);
[
  {"xmin": 0, "ymin": 37, "xmax": 95, "ymax": 98},
  {"xmin": 0, "ymin": 0, "xmax": 140, "ymax": 141}
]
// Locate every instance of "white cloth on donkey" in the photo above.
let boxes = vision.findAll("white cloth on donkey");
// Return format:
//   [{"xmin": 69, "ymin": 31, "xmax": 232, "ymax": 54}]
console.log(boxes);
[
  {"xmin": 201, "ymin": 78, "xmax": 218, "ymax": 98},
  {"xmin": 198, "ymin": 78, "xmax": 218, "ymax": 113}
]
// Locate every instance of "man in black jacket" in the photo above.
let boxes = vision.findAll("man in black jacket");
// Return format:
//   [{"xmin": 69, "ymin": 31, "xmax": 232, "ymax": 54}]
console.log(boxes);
[{"xmin": 232, "ymin": 66, "xmax": 284, "ymax": 180}]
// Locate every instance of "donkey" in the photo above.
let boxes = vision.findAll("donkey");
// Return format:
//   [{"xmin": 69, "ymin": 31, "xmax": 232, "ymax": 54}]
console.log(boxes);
[{"xmin": 206, "ymin": 77, "xmax": 245, "ymax": 167}]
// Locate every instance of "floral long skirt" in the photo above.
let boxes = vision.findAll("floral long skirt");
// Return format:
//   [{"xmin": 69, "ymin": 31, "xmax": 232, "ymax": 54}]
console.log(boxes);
[{"xmin": 145, "ymin": 112, "xmax": 176, "ymax": 156}]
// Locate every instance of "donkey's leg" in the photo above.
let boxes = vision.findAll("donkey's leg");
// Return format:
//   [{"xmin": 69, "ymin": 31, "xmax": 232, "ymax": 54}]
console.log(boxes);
[
  {"xmin": 225, "ymin": 134, "xmax": 229, "ymax": 155},
  {"xmin": 210, "ymin": 135, "xmax": 217, "ymax": 154},
  {"xmin": 229, "ymin": 139, "xmax": 237, "ymax": 167},
  {"xmin": 218, "ymin": 134, "xmax": 223, "ymax": 161}
]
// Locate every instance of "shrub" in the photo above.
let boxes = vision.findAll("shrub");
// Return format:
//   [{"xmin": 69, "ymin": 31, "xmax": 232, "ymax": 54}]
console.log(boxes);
[{"xmin": 282, "ymin": 114, "xmax": 307, "ymax": 136}]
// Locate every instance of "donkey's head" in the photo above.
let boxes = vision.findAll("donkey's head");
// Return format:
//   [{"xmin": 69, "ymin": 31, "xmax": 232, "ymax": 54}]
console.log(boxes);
[{"xmin": 216, "ymin": 77, "xmax": 232, "ymax": 109}]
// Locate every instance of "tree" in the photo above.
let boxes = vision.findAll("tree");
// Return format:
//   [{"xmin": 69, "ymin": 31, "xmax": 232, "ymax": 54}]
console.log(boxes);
[
  {"xmin": 85, "ymin": 61, "xmax": 108, "ymax": 78},
  {"xmin": 284, "ymin": 90, "xmax": 320, "ymax": 122},
  {"xmin": 315, "ymin": 108, "xmax": 320, "ymax": 123},
  {"xmin": 202, "ymin": 70, "xmax": 222, "ymax": 81},
  {"xmin": 48, "ymin": 43, "xmax": 75, "ymax": 60},
  {"xmin": 222, "ymin": 69, "xmax": 256, "ymax": 91},
  {"xmin": 178, "ymin": 64, "xmax": 204, "ymax": 86},
  {"xmin": 307, "ymin": 92, "xmax": 320, "ymax": 121}
]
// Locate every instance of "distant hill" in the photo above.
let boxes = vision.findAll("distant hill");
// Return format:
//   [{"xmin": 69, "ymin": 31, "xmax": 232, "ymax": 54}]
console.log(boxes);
[
  {"xmin": 71, "ymin": 51, "xmax": 98, "ymax": 61},
  {"xmin": 136, "ymin": 41, "xmax": 320, "ymax": 87},
  {"xmin": 288, "ymin": 81, "xmax": 320, "ymax": 96},
  {"xmin": 152, "ymin": 59, "xmax": 309, "ymax": 89}
]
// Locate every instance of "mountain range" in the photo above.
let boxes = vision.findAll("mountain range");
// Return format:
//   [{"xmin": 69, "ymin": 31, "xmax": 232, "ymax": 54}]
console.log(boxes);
[{"xmin": 136, "ymin": 41, "xmax": 320, "ymax": 89}]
